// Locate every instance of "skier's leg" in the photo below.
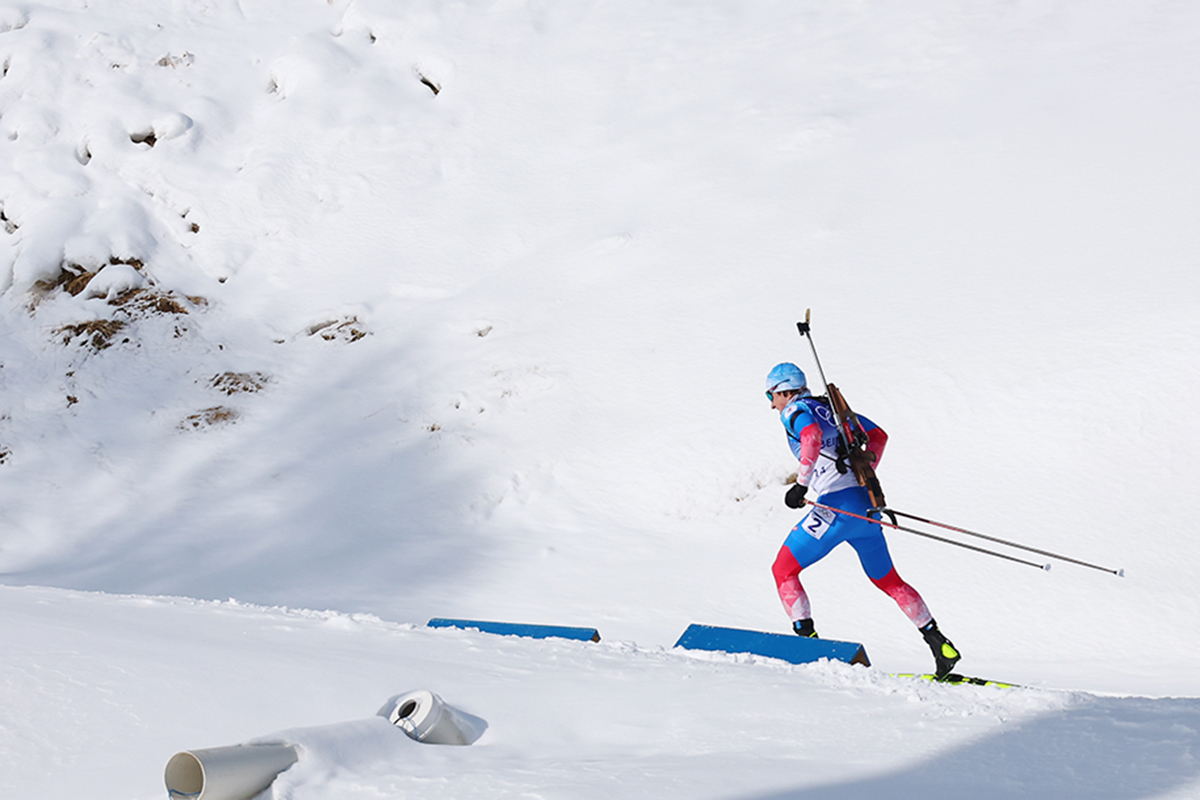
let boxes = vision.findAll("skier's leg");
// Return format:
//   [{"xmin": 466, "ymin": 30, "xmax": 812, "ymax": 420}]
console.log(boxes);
[
  {"xmin": 847, "ymin": 531, "xmax": 961, "ymax": 677},
  {"xmin": 771, "ymin": 545, "xmax": 811, "ymax": 623},
  {"xmin": 870, "ymin": 567, "xmax": 933, "ymax": 628},
  {"xmin": 773, "ymin": 505, "xmax": 845, "ymax": 634},
  {"xmin": 846, "ymin": 534, "xmax": 933, "ymax": 628}
]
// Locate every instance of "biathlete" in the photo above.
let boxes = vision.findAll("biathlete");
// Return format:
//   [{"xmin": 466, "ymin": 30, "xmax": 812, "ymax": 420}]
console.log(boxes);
[{"xmin": 765, "ymin": 362, "xmax": 962, "ymax": 678}]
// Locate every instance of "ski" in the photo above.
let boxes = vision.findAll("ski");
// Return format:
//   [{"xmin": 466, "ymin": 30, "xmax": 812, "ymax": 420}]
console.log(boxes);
[{"xmin": 893, "ymin": 672, "xmax": 1020, "ymax": 688}]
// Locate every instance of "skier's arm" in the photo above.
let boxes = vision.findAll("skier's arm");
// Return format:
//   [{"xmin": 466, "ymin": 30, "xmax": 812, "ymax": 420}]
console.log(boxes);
[
  {"xmin": 784, "ymin": 407, "xmax": 822, "ymax": 486},
  {"xmin": 858, "ymin": 414, "xmax": 888, "ymax": 466},
  {"xmin": 797, "ymin": 423, "xmax": 822, "ymax": 484}
]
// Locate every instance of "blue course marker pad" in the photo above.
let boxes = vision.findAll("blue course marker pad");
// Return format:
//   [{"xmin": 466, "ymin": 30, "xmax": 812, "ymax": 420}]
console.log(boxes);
[
  {"xmin": 427, "ymin": 618, "xmax": 601, "ymax": 642},
  {"xmin": 674, "ymin": 623, "xmax": 869, "ymax": 667}
]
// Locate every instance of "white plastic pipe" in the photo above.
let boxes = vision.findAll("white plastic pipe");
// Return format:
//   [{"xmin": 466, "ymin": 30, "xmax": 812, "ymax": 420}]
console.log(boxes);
[
  {"xmin": 164, "ymin": 742, "xmax": 298, "ymax": 800},
  {"xmin": 379, "ymin": 689, "xmax": 472, "ymax": 745}
]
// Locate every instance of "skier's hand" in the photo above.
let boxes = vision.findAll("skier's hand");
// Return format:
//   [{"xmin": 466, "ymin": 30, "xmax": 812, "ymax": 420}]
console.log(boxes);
[{"xmin": 784, "ymin": 483, "xmax": 808, "ymax": 509}]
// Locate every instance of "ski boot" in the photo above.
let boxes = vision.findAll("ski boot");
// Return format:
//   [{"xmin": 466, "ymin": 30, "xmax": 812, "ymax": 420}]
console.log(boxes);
[
  {"xmin": 793, "ymin": 618, "xmax": 818, "ymax": 638},
  {"xmin": 919, "ymin": 619, "xmax": 960, "ymax": 679}
]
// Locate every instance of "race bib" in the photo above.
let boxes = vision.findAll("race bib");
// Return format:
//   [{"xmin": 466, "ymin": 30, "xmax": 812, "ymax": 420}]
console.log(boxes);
[{"xmin": 801, "ymin": 507, "xmax": 836, "ymax": 540}]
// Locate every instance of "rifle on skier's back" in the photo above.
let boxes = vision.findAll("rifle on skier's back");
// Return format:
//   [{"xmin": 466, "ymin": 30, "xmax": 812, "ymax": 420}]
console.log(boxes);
[
  {"xmin": 824, "ymin": 382, "xmax": 887, "ymax": 510},
  {"xmin": 797, "ymin": 310, "xmax": 887, "ymax": 511}
]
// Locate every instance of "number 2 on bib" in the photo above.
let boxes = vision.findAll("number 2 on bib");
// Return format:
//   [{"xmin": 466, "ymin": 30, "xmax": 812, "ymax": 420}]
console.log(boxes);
[{"xmin": 801, "ymin": 507, "xmax": 835, "ymax": 540}]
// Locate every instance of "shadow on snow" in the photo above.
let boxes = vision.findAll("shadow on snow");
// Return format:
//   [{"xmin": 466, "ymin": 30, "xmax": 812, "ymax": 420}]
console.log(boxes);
[{"xmin": 740, "ymin": 693, "xmax": 1200, "ymax": 800}]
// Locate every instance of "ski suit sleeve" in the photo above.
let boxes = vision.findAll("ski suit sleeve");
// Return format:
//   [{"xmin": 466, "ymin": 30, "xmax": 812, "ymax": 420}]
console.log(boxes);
[
  {"xmin": 783, "ymin": 405, "xmax": 822, "ymax": 487},
  {"xmin": 857, "ymin": 414, "xmax": 888, "ymax": 466}
]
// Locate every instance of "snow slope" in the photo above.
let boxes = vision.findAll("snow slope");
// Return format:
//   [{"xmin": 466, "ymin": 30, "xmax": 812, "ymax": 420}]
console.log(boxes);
[
  {"xmin": 6, "ymin": 585, "xmax": 1200, "ymax": 800},
  {"xmin": 1, "ymin": 0, "xmax": 1199, "ymax": 797}
]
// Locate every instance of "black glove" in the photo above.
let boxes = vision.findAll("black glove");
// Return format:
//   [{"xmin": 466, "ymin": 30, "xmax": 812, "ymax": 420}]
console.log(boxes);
[{"xmin": 784, "ymin": 483, "xmax": 808, "ymax": 509}]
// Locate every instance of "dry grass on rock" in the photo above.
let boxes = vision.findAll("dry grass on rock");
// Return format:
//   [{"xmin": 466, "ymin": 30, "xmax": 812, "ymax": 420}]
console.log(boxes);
[
  {"xmin": 179, "ymin": 406, "xmax": 240, "ymax": 431},
  {"xmin": 53, "ymin": 320, "xmax": 128, "ymax": 352},
  {"xmin": 32, "ymin": 260, "xmax": 207, "ymax": 320},
  {"xmin": 307, "ymin": 316, "xmax": 369, "ymax": 343},
  {"xmin": 208, "ymin": 371, "xmax": 270, "ymax": 395},
  {"xmin": 49, "ymin": 285, "xmax": 208, "ymax": 352},
  {"xmin": 109, "ymin": 288, "xmax": 206, "ymax": 317}
]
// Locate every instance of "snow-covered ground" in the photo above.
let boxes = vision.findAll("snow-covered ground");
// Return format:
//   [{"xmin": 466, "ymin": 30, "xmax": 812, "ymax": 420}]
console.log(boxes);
[{"xmin": 2, "ymin": 1, "xmax": 1199, "ymax": 797}]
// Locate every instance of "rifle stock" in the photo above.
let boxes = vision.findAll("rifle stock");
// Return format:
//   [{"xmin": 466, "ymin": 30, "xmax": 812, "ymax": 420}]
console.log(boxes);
[{"xmin": 826, "ymin": 383, "xmax": 887, "ymax": 509}]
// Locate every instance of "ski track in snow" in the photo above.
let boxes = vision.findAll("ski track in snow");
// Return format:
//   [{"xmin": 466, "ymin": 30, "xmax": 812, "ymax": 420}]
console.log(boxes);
[{"xmin": 1, "ymin": 0, "xmax": 1199, "ymax": 797}]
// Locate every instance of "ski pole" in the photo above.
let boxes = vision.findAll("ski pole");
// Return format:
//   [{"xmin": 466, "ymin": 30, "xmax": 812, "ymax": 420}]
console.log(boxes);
[
  {"xmin": 795, "ymin": 310, "xmax": 831, "ymax": 397},
  {"xmin": 805, "ymin": 500, "xmax": 1052, "ymax": 571},
  {"xmin": 887, "ymin": 508, "xmax": 1124, "ymax": 577},
  {"xmin": 795, "ymin": 310, "xmax": 848, "ymax": 444}
]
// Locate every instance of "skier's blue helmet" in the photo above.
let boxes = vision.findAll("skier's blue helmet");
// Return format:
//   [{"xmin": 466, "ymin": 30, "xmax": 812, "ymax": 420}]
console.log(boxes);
[{"xmin": 765, "ymin": 362, "xmax": 807, "ymax": 397}]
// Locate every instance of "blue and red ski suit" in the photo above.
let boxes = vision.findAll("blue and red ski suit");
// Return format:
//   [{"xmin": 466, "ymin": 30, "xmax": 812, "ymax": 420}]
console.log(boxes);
[{"xmin": 772, "ymin": 393, "xmax": 933, "ymax": 629}]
